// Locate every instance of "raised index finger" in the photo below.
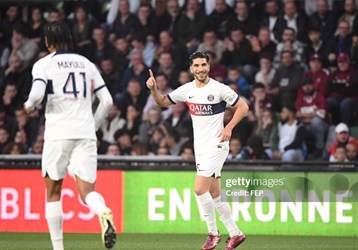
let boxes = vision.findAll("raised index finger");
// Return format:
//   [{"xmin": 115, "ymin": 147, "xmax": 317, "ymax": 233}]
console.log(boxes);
[{"xmin": 149, "ymin": 69, "xmax": 154, "ymax": 79}]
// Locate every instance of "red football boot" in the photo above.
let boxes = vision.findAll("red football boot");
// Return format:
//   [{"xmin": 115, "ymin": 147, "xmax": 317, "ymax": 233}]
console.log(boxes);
[
  {"xmin": 223, "ymin": 234, "xmax": 246, "ymax": 250},
  {"xmin": 202, "ymin": 232, "xmax": 222, "ymax": 250}
]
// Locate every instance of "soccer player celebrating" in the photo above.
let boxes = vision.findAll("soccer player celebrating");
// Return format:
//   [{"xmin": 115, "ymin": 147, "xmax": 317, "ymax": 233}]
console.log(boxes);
[
  {"xmin": 146, "ymin": 51, "xmax": 248, "ymax": 250},
  {"xmin": 24, "ymin": 21, "xmax": 116, "ymax": 249}
]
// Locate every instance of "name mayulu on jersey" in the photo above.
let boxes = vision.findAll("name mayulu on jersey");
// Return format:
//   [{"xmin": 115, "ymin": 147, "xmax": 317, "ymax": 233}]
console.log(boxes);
[{"xmin": 57, "ymin": 61, "xmax": 85, "ymax": 69}]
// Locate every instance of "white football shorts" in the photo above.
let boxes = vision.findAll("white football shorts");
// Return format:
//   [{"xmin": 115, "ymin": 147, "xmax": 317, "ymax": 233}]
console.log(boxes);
[
  {"xmin": 42, "ymin": 139, "xmax": 97, "ymax": 183},
  {"xmin": 195, "ymin": 141, "xmax": 229, "ymax": 178}
]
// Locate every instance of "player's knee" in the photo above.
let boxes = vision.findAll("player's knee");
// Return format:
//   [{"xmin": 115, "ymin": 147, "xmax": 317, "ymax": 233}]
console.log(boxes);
[
  {"xmin": 47, "ymin": 190, "xmax": 61, "ymax": 202},
  {"xmin": 194, "ymin": 186, "xmax": 208, "ymax": 196},
  {"xmin": 209, "ymin": 189, "xmax": 220, "ymax": 198}
]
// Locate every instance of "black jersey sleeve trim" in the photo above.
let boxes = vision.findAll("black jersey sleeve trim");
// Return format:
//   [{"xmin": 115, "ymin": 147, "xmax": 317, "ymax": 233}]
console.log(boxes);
[
  {"xmin": 94, "ymin": 84, "xmax": 106, "ymax": 93},
  {"xmin": 231, "ymin": 96, "xmax": 240, "ymax": 106},
  {"xmin": 32, "ymin": 78, "xmax": 47, "ymax": 85},
  {"xmin": 167, "ymin": 94, "xmax": 176, "ymax": 104}
]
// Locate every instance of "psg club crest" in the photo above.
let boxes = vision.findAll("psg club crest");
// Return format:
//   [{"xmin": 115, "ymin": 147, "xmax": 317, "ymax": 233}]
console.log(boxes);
[{"xmin": 207, "ymin": 94, "xmax": 214, "ymax": 102}]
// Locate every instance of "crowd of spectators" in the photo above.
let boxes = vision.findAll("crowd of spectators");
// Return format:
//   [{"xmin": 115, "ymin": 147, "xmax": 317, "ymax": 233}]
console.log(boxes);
[{"xmin": 0, "ymin": 0, "xmax": 358, "ymax": 163}]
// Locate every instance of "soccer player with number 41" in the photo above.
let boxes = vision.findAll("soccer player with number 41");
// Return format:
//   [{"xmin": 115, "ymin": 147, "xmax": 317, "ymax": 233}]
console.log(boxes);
[{"xmin": 24, "ymin": 21, "xmax": 116, "ymax": 250}]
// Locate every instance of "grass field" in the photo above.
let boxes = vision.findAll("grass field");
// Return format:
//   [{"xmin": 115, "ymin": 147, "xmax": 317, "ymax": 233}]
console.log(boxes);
[{"xmin": 1, "ymin": 233, "xmax": 358, "ymax": 250}]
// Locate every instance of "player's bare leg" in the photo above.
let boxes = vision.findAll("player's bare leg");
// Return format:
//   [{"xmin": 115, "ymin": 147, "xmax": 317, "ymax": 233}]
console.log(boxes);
[
  {"xmin": 195, "ymin": 176, "xmax": 221, "ymax": 250},
  {"xmin": 210, "ymin": 178, "xmax": 246, "ymax": 249},
  {"xmin": 45, "ymin": 177, "xmax": 64, "ymax": 250},
  {"xmin": 76, "ymin": 177, "xmax": 116, "ymax": 249}
]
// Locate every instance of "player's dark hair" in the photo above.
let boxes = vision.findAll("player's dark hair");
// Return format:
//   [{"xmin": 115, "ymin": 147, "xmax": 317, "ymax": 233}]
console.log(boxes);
[
  {"xmin": 44, "ymin": 21, "xmax": 74, "ymax": 51},
  {"xmin": 189, "ymin": 51, "xmax": 209, "ymax": 66}
]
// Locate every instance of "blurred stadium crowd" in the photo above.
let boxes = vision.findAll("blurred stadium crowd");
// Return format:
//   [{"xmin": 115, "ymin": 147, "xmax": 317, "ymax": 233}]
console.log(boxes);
[{"xmin": 0, "ymin": 0, "xmax": 358, "ymax": 162}]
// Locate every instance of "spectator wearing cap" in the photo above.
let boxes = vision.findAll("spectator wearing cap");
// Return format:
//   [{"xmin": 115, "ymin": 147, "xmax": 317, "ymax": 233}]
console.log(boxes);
[
  {"xmin": 296, "ymin": 77, "xmax": 328, "ymax": 159},
  {"xmin": 305, "ymin": 27, "xmax": 330, "ymax": 67},
  {"xmin": 327, "ymin": 52, "xmax": 358, "ymax": 125},
  {"xmin": 271, "ymin": 104, "xmax": 307, "ymax": 161},
  {"xmin": 300, "ymin": 54, "xmax": 329, "ymax": 97},
  {"xmin": 326, "ymin": 122, "xmax": 358, "ymax": 161}
]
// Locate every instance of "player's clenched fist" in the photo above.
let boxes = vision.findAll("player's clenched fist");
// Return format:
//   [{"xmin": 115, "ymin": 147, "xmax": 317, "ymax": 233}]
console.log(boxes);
[{"xmin": 146, "ymin": 69, "xmax": 156, "ymax": 90}]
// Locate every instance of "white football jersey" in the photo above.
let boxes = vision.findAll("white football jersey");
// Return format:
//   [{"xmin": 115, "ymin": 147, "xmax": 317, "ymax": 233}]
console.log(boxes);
[
  {"xmin": 30, "ymin": 51, "xmax": 107, "ymax": 140},
  {"xmin": 168, "ymin": 79, "xmax": 239, "ymax": 154}
]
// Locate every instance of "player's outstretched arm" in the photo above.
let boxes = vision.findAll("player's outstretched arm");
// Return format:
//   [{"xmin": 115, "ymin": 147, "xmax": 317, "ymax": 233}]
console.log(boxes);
[{"xmin": 146, "ymin": 69, "xmax": 172, "ymax": 107}]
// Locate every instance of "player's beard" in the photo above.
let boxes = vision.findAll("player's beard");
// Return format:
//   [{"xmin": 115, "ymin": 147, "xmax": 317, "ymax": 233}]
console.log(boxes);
[{"xmin": 195, "ymin": 71, "xmax": 208, "ymax": 83}]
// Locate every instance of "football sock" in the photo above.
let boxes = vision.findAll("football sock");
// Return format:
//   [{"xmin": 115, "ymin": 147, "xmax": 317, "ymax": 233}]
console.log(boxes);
[
  {"xmin": 46, "ymin": 201, "xmax": 64, "ymax": 250},
  {"xmin": 196, "ymin": 192, "xmax": 218, "ymax": 235},
  {"xmin": 213, "ymin": 196, "xmax": 241, "ymax": 237},
  {"xmin": 85, "ymin": 191, "xmax": 106, "ymax": 216}
]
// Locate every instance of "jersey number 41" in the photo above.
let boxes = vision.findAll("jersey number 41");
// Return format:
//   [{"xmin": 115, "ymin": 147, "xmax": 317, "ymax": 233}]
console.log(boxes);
[{"xmin": 63, "ymin": 72, "xmax": 87, "ymax": 98}]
